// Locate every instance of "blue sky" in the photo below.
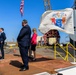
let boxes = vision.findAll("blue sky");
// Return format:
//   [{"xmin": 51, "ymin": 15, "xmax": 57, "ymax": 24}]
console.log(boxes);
[{"xmin": 0, "ymin": 0, "xmax": 74, "ymax": 43}]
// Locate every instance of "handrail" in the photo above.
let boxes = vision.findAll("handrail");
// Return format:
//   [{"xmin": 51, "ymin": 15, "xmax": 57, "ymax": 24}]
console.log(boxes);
[
  {"xmin": 54, "ymin": 43, "xmax": 76, "ymax": 61},
  {"xmin": 54, "ymin": 43, "xmax": 67, "ymax": 60},
  {"xmin": 36, "ymin": 43, "xmax": 76, "ymax": 61},
  {"xmin": 68, "ymin": 43, "xmax": 76, "ymax": 50}
]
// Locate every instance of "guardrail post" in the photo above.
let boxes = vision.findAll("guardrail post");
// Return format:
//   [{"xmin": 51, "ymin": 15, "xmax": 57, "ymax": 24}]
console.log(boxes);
[
  {"xmin": 54, "ymin": 44, "xmax": 56, "ymax": 59},
  {"xmin": 73, "ymin": 47, "xmax": 76, "ymax": 63},
  {"xmin": 66, "ymin": 43, "xmax": 69, "ymax": 61}
]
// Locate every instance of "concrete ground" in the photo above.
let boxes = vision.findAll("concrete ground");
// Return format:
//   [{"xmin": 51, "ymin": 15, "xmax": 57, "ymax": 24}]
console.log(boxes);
[{"xmin": 0, "ymin": 47, "xmax": 74, "ymax": 75}]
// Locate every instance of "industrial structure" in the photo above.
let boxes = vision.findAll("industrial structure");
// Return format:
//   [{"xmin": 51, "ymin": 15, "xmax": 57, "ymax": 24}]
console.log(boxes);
[
  {"xmin": 43, "ymin": 0, "xmax": 51, "ymax": 11},
  {"xmin": 43, "ymin": 0, "xmax": 60, "ymax": 45}
]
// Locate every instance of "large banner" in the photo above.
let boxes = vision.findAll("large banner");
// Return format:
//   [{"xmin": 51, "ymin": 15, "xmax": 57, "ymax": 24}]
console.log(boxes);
[{"xmin": 39, "ymin": 8, "xmax": 74, "ymax": 34}]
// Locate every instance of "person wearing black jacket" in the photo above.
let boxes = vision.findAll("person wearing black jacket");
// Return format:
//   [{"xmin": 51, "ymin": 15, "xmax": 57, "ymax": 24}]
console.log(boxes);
[
  {"xmin": 17, "ymin": 19, "xmax": 31, "ymax": 71},
  {"xmin": 0, "ymin": 28, "xmax": 6, "ymax": 59}
]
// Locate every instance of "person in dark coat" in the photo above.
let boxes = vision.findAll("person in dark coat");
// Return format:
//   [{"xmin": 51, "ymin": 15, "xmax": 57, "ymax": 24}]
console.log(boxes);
[
  {"xmin": 0, "ymin": 28, "xmax": 6, "ymax": 59},
  {"xmin": 17, "ymin": 19, "xmax": 31, "ymax": 71}
]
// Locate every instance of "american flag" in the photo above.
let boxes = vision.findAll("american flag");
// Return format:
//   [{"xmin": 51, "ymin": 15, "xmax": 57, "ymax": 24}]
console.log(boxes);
[{"xmin": 20, "ymin": 0, "xmax": 24, "ymax": 16}]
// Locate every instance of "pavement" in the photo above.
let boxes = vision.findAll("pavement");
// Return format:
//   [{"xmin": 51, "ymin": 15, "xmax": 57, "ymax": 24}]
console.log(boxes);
[{"xmin": 0, "ymin": 47, "xmax": 74, "ymax": 75}]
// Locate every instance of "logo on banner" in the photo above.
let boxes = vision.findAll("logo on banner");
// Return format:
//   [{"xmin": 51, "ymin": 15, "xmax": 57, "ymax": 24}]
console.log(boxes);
[{"xmin": 50, "ymin": 12, "xmax": 66, "ymax": 29}]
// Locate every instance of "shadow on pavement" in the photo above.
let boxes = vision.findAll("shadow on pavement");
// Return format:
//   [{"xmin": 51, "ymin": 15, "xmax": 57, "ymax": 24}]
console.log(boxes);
[
  {"xmin": 10, "ymin": 60, "xmax": 22, "ymax": 68},
  {"xmin": 30, "ymin": 57, "xmax": 54, "ymax": 62},
  {"xmin": 0, "ymin": 72, "xmax": 3, "ymax": 75},
  {"xmin": 13, "ymin": 54, "xmax": 21, "ymax": 57}
]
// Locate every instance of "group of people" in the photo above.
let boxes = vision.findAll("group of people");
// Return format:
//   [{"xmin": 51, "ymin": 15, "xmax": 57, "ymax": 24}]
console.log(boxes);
[
  {"xmin": 0, "ymin": 19, "xmax": 61, "ymax": 72},
  {"xmin": 0, "ymin": 19, "xmax": 37, "ymax": 71}
]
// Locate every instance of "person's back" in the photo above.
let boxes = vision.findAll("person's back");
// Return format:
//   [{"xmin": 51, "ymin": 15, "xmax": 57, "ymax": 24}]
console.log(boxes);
[
  {"xmin": 31, "ymin": 33, "xmax": 37, "ymax": 45},
  {"xmin": 17, "ymin": 25, "xmax": 31, "ymax": 47},
  {"xmin": 17, "ymin": 19, "xmax": 31, "ymax": 71}
]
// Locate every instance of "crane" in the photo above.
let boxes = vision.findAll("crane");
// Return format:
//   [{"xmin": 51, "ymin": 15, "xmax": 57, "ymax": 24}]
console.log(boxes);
[
  {"xmin": 43, "ymin": 0, "xmax": 60, "ymax": 45},
  {"xmin": 43, "ymin": 0, "xmax": 51, "ymax": 11}
]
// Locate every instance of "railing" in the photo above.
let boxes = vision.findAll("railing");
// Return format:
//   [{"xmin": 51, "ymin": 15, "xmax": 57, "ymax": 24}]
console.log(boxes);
[
  {"xmin": 37, "ymin": 43, "xmax": 76, "ymax": 62},
  {"xmin": 54, "ymin": 43, "xmax": 76, "ymax": 61}
]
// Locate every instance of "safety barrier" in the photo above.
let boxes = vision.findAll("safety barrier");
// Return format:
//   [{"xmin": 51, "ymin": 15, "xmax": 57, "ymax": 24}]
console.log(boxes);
[
  {"xmin": 54, "ymin": 43, "xmax": 76, "ymax": 61},
  {"xmin": 67, "ymin": 43, "xmax": 76, "ymax": 62},
  {"xmin": 37, "ymin": 43, "xmax": 76, "ymax": 62}
]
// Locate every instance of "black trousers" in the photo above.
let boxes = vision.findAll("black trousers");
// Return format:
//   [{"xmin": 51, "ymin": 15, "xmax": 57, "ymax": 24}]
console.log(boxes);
[
  {"xmin": 0, "ymin": 43, "xmax": 4, "ymax": 58},
  {"xmin": 19, "ymin": 46, "xmax": 29, "ymax": 67}
]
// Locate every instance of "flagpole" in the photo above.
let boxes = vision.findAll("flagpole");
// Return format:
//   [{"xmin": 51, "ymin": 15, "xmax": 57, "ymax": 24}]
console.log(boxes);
[
  {"xmin": 71, "ymin": 0, "xmax": 76, "ymax": 64},
  {"xmin": 72, "ymin": 0, "xmax": 75, "ymax": 64}
]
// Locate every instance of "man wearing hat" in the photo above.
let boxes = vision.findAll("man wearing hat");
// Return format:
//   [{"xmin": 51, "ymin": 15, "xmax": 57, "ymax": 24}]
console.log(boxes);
[{"xmin": 17, "ymin": 19, "xmax": 31, "ymax": 71}]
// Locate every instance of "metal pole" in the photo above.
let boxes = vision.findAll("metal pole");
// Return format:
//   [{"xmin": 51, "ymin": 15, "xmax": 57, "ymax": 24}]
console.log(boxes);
[
  {"xmin": 54, "ymin": 44, "xmax": 56, "ymax": 59},
  {"xmin": 72, "ymin": 0, "xmax": 76, "ymax": 64}
]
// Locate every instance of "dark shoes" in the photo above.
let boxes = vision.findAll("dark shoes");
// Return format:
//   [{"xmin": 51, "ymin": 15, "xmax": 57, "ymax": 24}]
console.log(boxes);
[
  {"xmin": 0, "ymin": 57, "xmax": 4, "ymax": 60},
  {"xmin": 19, "ymin": 66, "xmax": 29, "ymax": 71}
]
